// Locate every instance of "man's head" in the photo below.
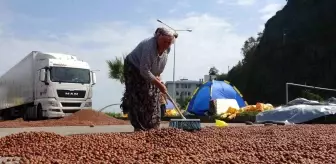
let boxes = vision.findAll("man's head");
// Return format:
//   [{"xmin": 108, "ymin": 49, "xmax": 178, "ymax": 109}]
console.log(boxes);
[{"xmin": 154, "ymin": 27, "xmax": 176, "ymax": 51}]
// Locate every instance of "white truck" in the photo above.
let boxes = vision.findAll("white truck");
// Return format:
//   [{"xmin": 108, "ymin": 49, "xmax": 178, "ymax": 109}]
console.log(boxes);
[{"xmin": 0, "ymin": 51, "xmax": 97, "ymax": 121}]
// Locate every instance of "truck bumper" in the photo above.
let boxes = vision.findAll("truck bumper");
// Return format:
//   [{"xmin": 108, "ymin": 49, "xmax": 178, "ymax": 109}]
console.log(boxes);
[
  {"xmin": 44, "ymin": 107, "xmax": 92, "ymax": 118},
  {"xmin": 42, "ymin": 99, "xmax": 92, "ymax": 118}
]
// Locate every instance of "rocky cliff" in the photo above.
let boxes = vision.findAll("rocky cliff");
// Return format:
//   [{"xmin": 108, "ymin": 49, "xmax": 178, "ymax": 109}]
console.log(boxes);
[{"xmin": 232, "ymin": 0, "xmax": 336, "ymax": 105}]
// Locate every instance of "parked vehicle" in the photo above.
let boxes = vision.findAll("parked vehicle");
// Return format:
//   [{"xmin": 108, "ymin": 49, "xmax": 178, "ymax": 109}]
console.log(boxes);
[{"xmin": 0, "ymin": 51, "xmax": 97, "ymax": 120}]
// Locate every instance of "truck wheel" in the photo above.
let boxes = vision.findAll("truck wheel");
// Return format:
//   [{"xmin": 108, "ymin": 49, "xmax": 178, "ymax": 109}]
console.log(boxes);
[
  {"xmin": 23, "ymin": 105, "xmax": 37, "ymax": 121},
  {"xmin": 23, "ymin": 108, "xmax": 28, "ymax": 121},
  {"xmin": 2, "ymin": 109, "xmax": 12, "ymax": 120},
  {"xmin": 37, "ymin": 105, "xmax": 44, "ymax": 120},
  {"xmin": 23, "ymin": 106, "xmax": 32, "ymax": 121}
]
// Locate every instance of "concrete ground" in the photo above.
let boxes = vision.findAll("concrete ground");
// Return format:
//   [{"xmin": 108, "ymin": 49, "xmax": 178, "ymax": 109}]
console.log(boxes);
[{"xmin": 0, "ymin": 123, "xmax": 255, "ymax": 137}]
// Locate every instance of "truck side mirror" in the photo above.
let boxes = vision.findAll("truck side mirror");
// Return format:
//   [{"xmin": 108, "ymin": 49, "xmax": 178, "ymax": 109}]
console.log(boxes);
[
  {"xmin": 39, "ymin": 69, "xmax": 46, "ymax": 82},
  {"xmin": 92, "ymin": 72, "xmax": 97, "ymax": 85}
]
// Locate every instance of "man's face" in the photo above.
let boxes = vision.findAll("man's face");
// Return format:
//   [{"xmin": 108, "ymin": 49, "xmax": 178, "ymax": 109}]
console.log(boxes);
[{"xmin": 158, "ymin": 35, "xmax": 173, "ymax": 50}]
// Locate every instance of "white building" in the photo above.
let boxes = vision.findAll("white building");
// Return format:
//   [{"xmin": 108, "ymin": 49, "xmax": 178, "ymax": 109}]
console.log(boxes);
[
  {"xmin": 165, "ymin": 79, "xmax": 202, "ymax": 100},
  {"xmin": 203, "ymin": 75, "xmax": 217, "ymax": 82},
  {"xmin": 165, "ymin": 75, "xmax": 218, "ymax": 100}
]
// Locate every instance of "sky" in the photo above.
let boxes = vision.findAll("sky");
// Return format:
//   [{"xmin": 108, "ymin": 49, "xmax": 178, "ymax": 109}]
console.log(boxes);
[{"xmin": 0, "ymin": 0, "xmax": 286, "ymax": 113}]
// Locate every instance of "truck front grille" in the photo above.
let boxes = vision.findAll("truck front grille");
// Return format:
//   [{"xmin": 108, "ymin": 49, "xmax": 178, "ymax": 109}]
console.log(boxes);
[
  {"xmin": 61, "ymin": 102, "xmax": 81, "ymax": 107},
  {"xmin": 57, "ymin": 90, "xmax": 86, "ymax": 98},
  {"xmin": 62, "ymin": 109, "xmax": 81, "ymax": 113}
]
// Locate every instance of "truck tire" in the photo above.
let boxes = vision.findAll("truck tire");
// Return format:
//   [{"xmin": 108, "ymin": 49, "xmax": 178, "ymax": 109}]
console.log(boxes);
[
  {"xmin": 2, "ymin": 109, "xmax": 12, "ymax": 120},
  {"xmin": 22, "ymin": 108, "xmax": 28, "ymax": 121},
  {"xmin": 23, "ymin": 106, "xmax": 38, "ymax": 121},
  {"xmin": 37, "ymin": 104, "xmax": 44, "ymax": 120}
]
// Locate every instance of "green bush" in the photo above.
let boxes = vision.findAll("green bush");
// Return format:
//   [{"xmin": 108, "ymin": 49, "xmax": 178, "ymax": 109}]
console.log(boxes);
[
  {"xmin": 301, "ymin": 90, "xmax": 323, "ymax": 102},
  {"xmin": 105, "ymin": 112, "xmax": 123, "ymax": 118}
]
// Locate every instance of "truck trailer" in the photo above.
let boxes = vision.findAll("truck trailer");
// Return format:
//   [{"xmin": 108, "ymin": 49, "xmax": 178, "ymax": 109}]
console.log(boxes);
[{"xmin": 0, "ymin": 51, "xmax": 97, "ymax": 120}]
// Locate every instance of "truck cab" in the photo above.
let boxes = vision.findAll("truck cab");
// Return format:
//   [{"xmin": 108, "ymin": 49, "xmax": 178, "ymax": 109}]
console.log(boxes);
[{"xmin": 33, "ymin": 52, "xmax": 96, "ymax": 119}]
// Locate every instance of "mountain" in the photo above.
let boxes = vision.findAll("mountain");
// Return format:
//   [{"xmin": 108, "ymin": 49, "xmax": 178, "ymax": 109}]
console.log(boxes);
[{"xmin": 227, "ymin": 0, "xmax": 336, "ymax": 105}]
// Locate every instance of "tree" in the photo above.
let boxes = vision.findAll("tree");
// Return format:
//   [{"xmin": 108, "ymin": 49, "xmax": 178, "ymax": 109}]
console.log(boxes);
[
  {"xmin": 209, "ymin": 67, "xmax": 219, "ymax": 75},
  {"xmin": 216, "ymin": 73, "xmax": 227, "ymax": 81},
  {"xmin": 301, "ymin": 90, "xmax": 323, "ymax": 102},
  {"xmin": 106, "ymin": 53, "xmax": 127, "ymax": 113},
  {"xmin": 224, "ymin": 32, "xmax": 263, "ymax": 104},
  {"xmin": 223, "ymin": 0, "xmax": 336, "ymax": 105},
  {"xmin": 240, "ymin": 33, "xmax": 263, "ymax": 65},
  {"xmin": 106, "ymin": 54, "xmax": 127, "ymax": 84}
]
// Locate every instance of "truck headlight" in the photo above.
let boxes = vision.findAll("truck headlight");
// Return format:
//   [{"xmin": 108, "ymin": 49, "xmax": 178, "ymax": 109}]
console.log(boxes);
[
  {"xmin": 48, "ymin": 101, "xmax": 59, "ymax": 107},
  {"xmin": 84, "ymin": 102, "xmax": 92, "ymax": 107}
]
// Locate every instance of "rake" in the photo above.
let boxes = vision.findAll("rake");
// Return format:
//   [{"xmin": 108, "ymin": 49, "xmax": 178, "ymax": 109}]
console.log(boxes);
[{"xmin": 166, "ymin": 93, "xmax": 201, "ymax": 131}]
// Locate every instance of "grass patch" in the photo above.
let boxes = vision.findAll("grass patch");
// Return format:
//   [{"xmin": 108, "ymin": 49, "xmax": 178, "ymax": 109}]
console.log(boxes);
[{"xmin": 105, "ymin": 112, "xmax": 123, "ymax": 118}]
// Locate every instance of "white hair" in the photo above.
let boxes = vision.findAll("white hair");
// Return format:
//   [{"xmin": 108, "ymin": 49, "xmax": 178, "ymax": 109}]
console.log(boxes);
[{"xmin": 154, "ymin": 27, "xmax": 176, "ymax": 39}]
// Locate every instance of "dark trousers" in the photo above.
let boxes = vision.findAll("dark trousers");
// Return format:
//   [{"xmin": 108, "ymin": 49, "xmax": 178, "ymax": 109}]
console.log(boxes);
[{"xmin": 160, "ymin": 104, "xmax": 166, "ymax": 119}]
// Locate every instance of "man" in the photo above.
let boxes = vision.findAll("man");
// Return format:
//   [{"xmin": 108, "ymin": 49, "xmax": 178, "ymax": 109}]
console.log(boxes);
[{"xmin": 121, "ymin": 27, "xmax": 174, "ymax": 131}]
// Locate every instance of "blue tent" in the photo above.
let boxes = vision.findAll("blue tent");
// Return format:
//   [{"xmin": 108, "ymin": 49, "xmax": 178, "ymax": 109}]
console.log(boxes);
[{"xmin": 186, "ymin": 80, "xmax": 247, "ymax": 116}]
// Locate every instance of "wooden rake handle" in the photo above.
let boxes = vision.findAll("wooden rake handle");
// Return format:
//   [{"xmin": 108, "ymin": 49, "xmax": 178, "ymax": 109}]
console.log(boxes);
[{"xmin": 166, "ymin": 93, "xmax": 186, "ymax": 119}]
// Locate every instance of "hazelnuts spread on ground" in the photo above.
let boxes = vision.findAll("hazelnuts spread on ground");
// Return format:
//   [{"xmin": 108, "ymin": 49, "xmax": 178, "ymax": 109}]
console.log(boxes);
[{"xmin": 1, "ymin": 125, "xmax": 335, "ymax": 163}]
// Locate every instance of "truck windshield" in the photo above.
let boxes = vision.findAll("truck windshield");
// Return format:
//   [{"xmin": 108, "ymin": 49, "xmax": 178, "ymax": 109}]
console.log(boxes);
[{"xmin": 50, "ymin": 67, "xmax": 90, "ymax": 84}]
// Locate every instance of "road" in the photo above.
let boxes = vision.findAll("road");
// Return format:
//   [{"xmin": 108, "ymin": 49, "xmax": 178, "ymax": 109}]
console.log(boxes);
[{"xmin": 0, "ymin": 123, "xmax": 253, "ymax": 137}]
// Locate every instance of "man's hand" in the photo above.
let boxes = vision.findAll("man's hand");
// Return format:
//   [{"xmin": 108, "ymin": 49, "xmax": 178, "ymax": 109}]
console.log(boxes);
[
  {"xmin": 158, "ymin": 83, "xmax": 167, "ymax": 94},
  {"xmin": 157, "ymin": 75, "xmax": 165, "ymax": 85},
  {"xmin": 155, "ymin": 75, "xmax": 167, "ymax": 94}
]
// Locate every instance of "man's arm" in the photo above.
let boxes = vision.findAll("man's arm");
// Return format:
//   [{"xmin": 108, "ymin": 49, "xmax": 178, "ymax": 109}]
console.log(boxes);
[
  {"xmin": 139, "ymin": 46, "xmax": 156, "ymax": 82},
  {"xmin": 156, "ymin": 74, "xmax": 161, "ymax": 81},
  {"xmin": 157, "ymin": 75, "xmax": 168, "ymax": 98},
  {"xmin": 139, "ymin": 44, "xmax": 166, "ymax": 93}
]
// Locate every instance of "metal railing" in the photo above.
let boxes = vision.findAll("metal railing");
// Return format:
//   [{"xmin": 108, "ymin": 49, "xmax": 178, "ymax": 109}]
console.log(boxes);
[
  {"xmin": 285, "ymin": 82, "xmax": 336, "ymax": 103},
  {"xmin": 98, "ymin": 103, "xmax": 121, "ymax": 112}
]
